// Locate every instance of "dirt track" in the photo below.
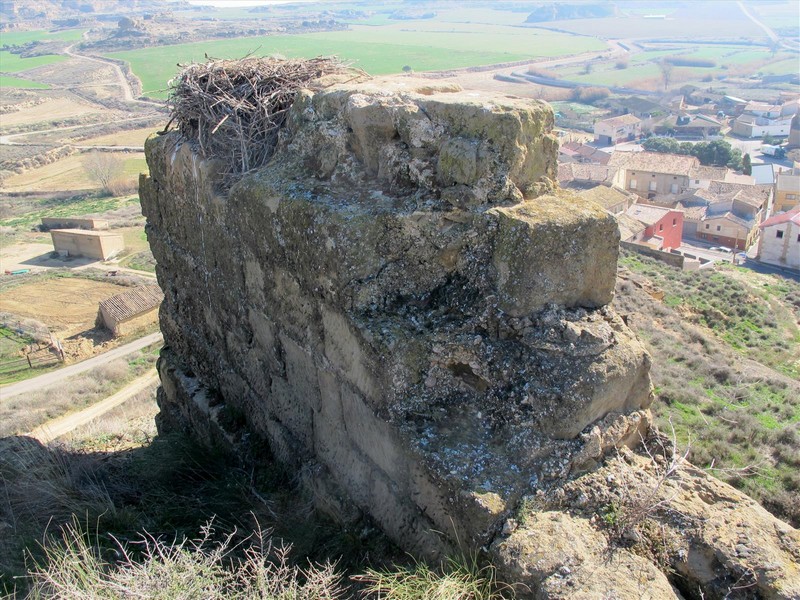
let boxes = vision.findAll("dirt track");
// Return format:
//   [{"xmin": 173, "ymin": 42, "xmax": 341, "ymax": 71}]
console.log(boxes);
[{"xmin": 26, "ymin": 368, "xmax": 158, "ymax": 443}]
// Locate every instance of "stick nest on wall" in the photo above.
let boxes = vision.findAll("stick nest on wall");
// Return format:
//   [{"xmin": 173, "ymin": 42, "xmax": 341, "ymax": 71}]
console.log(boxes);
[{"xmin": 166, "ymin": 56, "xmax": 360, "ymax": 182}]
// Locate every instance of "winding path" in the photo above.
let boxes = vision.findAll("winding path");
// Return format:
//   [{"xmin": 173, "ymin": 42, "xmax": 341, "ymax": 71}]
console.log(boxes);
[
  {"xmin": 26, "ymin": 369, "xmax": 158, "ymax": 443},
  {"xmin": 63, "ymin": 42, "xmax": 156, "ymax": 106}
]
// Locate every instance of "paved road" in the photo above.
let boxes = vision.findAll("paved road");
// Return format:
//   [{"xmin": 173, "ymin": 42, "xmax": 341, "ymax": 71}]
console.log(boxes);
[
  {"xmin": 0, "ymin": 332, "xmax": 163, "ymax": 399},
  {"xmin": 736, "ymin": 1, "xmax": 800, "ymax": 51},
  {"xmin": 27, "ymin": 369, "xmax": 158, "ymax": 443}
]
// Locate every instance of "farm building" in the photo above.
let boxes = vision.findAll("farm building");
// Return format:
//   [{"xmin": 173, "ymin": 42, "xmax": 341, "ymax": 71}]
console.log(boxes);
[
  {"xmin": 41, "ymin": 217, "xmax": 109, "ymax": 230},
  {"xmin": 593, "ymin": 114, "xmax": 642, "ymax": 146},
  {"xmin": 96, "ymin": 285, "xmax": 163, "ymax": 336},
  {"xmin": 50, "ymin": 229, "xmax": 124, "ymax": 260}
]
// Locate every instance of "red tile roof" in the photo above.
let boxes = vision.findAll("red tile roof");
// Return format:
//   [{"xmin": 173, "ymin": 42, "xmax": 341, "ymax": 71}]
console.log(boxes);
[{"xmin": 760, "ymin": 206, "xmax": 800, "ymax": 229}]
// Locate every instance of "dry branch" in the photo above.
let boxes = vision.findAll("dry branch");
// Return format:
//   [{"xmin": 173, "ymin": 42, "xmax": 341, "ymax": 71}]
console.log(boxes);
[{"xmin": 167, "ymin": 56, "xmax": 358, "ymax": 183}]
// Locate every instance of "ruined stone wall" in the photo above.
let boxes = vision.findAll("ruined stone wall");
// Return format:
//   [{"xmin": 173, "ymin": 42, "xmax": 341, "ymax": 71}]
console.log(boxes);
[
  {"xmin": 139, "ymin": 79, "xmax": 800, "ymax": 598},
  {"xmin": 141, "ymin": 80, "xmax": 653, "ymax": 557}
]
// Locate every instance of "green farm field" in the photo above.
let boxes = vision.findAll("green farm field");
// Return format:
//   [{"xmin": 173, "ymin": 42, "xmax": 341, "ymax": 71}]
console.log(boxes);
[
  {"xmin": 0, "ymin": 50, "xmax": 67, "ymax": 73},
  {"xmin": 108, "ymin": 26, "xmax": 605, "ymax": 97},
  {"xmin": 0, "ymin": 75, "xmax": 49, "ymax": 89},
  {"xmin": 0, "ymin": 28, "xmax": 84, "ymax": 46},
  {"xmin": 0, "ymin": 29, "xmax": 84, "ymax": 77},
  {"xmin": 529, "ymin": 4, "xmax": 769, "ymax": 40}
]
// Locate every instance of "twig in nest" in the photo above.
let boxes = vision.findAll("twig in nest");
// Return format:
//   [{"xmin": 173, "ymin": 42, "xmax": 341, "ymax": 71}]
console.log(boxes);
[{"xmin": 166, "ymin": 55, "xmax": 365, "ymax": 185}]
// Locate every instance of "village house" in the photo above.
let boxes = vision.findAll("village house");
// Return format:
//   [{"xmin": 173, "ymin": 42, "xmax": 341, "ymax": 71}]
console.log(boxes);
[
  {"xmin": 750, "ymin": 164, "xmax": 775, "ymax": 186},
  {"xmin": 616, "ymin": 213, "xmax": 647, "ymax": 243},
  {"xmin": 557, "ymin": 163, "xmax": 619, "ymax": 190},
  {"xmin": 593, "ymin": 114, "xmax": 642, "ymax": 146},
  {"xmin": 788, "ymin": 114, "xmax": 800, "ymax": 149},
  {"xmin": 695, "ymin": 206, "xmax": 756, "ymax": 250},
  {"xmin": 625, "ymin": 203, "xmax": 684, "ymax": 250},
  {"xmin": 96, "ymin": 285, "xmax": 164, "ymax": 337},
  {"xmin": 655, "ymin": 181, "xmax": 769, "ymax": 250},
  {"xmin": 743, "ymin": 101, "xmax": 782, "ymax": 119},
  {"xmin": 558, "ymin": 141, "xmax": 611, "ymax": 165},
  {"xmin": 608, "ymin": 151, "xmax": 699, "ymax": 199},
  {"xmin": 732, "ymin": 114, "xmax": 793, "ymax": 139},
  {"xmin": 756, "ymin": 206, "xmax": 800, "ymax": 271},
  {"xmin": 688, "ymin": 165, "xmax": 728, "ymax": 189},
  {"xmin": 50, "ymin": 229, "xmax": 124, "ymax": 260},
  {"xmin": 654, "ymin": 114, "xmax": 723, "ymax": 139},
  {"xmin": 608, "ymin": 96, "xmax": 663, "ymax": 119},
  {"xmin": 774, "ymin": 167, "xmax": 800, "ymax": 213},
  {"xmin": 577, "ymin": 185, "xmax": 636, "ymax": 215}
]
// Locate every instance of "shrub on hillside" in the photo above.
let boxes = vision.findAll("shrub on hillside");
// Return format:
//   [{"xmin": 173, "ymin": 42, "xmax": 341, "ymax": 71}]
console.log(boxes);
[
  {"xmin": 571, "ymin": 86, "xmax": 610, "ymax": 103},
  {"xmin": 664, "ymin": 56, "xmax": 716, "ymax": 68}
]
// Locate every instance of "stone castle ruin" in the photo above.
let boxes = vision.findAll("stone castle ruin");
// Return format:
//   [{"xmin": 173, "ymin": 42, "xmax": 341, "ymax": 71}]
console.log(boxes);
[{"xmin": 140, "ymin": 61, "xmax": 799, "ymax": 599}]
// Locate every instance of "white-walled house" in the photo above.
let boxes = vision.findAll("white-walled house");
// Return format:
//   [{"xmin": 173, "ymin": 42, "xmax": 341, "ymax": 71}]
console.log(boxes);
[
  {"xmin": 594, "ymin": 114, "xmax": 642, "ymax": 146},
  {"xmin": 757, "ymin": 206, "xmax": 800, "ymax": 271}
]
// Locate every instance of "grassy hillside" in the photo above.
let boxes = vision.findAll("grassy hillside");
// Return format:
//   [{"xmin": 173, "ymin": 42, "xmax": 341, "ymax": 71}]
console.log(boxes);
[{"xmin": 615, "ymin": 251, "xmax": 800, "ymax": 526}]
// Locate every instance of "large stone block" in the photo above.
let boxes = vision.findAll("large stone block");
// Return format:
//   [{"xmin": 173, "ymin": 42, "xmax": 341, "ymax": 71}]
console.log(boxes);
[
  {"xmin": 142, "ymin": 77, "xmax": 652, "ymax": 565},
  {"xmin": 489, "ymin": 192, "xmax": 619, "ymax": 316}
]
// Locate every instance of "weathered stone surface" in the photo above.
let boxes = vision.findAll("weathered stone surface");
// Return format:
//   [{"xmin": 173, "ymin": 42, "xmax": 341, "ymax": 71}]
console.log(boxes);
[
  {"xmin": 493, "ymin": 511, "xmax": 680, "ymax": 599},
  {"xmin": 493, "ymin": 443, "xmax": 800, "ymax": 600},
  {"xmin": 138, "ymin": 76, "xmax": 797, "ymax": 600}
]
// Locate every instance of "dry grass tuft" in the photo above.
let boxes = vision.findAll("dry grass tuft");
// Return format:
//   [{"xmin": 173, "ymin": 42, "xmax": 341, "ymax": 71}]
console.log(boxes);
[
  {"xmin": 29, "ymin": 520, "xmax": 344, "ymax": 600},
  {"xmin": 166, "ymin": 56, "xmax": 361, "ymax": 181}
]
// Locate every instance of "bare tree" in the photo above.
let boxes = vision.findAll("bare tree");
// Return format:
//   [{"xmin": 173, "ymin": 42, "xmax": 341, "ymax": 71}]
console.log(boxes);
[
  {"xmin": 658, "ymin": 60, "xmax": 673, "ymax": 91},
  {"xmin": 82, "ymin": 152, "xmax": 126, "ymax": 195}
]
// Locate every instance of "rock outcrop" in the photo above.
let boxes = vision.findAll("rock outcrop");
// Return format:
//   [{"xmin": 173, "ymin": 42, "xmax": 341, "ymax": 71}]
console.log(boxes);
[{"xmin": 140, "ymin": 76, "xmax": 799, "ymax": 598}]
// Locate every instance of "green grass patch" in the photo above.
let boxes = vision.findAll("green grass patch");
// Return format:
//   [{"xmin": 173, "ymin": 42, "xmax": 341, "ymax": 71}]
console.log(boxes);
[
  {"xmin": 0, "ymin": 74, "xmax": 49, "ymax": 89},
  {"xmin": 0, "ymin": 194, "xmax": 139, "ymax": 229},
  {"xmin": 0, "ymin": 28, "xmax": 85, "ymax": 46},
  {"xmin": 761, "ymin": 57, "xmax": 800, "ymax": 75},
  {"xmin": 108, "ymin": 28, "xmax": 604, "ymax": 97},
  {"xmin": 571, "ymin": 62, "xmax": 661, "ymax": 86},
  {"xmin": 0, "ymin": 326, "xmax": 34, "ymax": 360},
  {"xmin": 0, "ymin": 49, "xmax": 67, "ymax": 73}
]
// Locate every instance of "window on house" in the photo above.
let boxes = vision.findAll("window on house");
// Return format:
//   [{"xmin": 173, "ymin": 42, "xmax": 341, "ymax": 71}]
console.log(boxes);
[
  {"xmin": 659, "ymin": 224, "xmax": 664, "ymax": 231},
  {"xmin": 695, "ymin": 179, "xmax": 700, "ymax": 184},
  {"xmin": 787, "ymin": 194, "xmax": 797, "ymax": 200},
  {"xmin": 705, "ymin": 224, "xmax": 710, "ymax": 229},
  {"xmin": 716, "ymin": 225, "xmax": 721, "ymax": 231},
  {"xmin": 672, "ymin": 218, "xmax": 677, "ymax": 226},
  {"xmin": 649, "ymin": 180, "xmax": 657, "ymax": 191},
  {"xmin": 671, "ymin": 183, "xmax": 679, "ymax": 194},
  {"xmin": 630, "ymin": 179, "xmax": 637, "ymax": 190},
  {"xmin": 776, "ymin": 230, "xmax": 784, "ymax": 239}
]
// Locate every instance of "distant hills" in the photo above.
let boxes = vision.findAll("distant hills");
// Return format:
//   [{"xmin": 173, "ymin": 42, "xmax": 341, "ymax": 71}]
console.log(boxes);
[{"xmin": 526, "ymin": 3, "xmax": 616, "ymax": 23}]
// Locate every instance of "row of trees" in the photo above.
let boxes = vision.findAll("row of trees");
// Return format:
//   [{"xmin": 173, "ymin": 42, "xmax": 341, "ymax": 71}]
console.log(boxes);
[{"xmin": 641, "ymin": 137, "xmax": 743, "ymax": 170}]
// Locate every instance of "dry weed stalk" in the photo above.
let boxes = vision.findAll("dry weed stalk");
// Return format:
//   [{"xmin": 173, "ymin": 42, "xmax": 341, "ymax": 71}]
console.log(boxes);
[
  {"xmin": 166, "ymin": 56, "xmax": 360, "ymax": 183},
  {"xmin": 604, "ymin": 418, "xmax": 690, "ymax": 538}
]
